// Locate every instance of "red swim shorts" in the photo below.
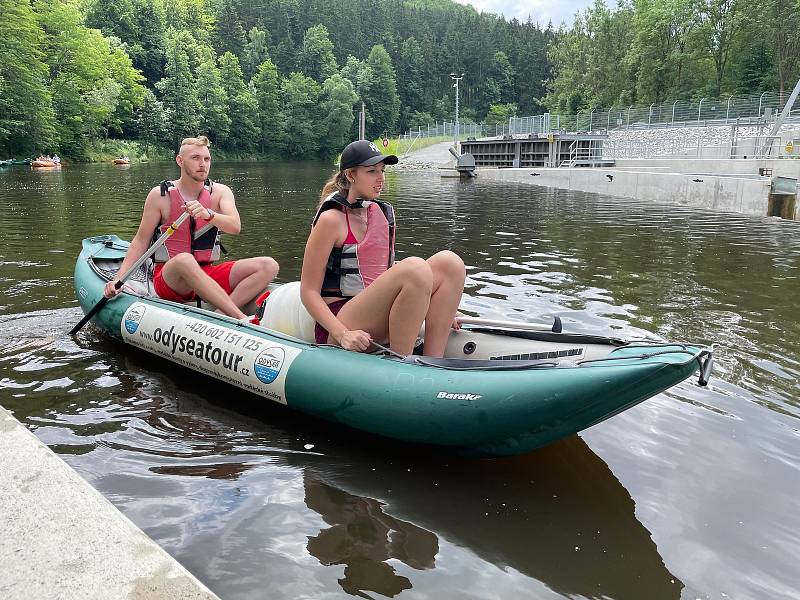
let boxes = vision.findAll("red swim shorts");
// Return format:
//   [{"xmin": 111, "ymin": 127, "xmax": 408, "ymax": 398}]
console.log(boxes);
[{"xmin": 153, "ymin": 261, "xmax": 235, "ymax": 302}]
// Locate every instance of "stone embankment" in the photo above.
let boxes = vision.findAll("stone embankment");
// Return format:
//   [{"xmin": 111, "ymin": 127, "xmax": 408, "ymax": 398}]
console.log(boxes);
[
  {"xmin": 607, "ymin": 123, "xmax": 800, "ymax": 158},
  {"xmin": 395, "ymin": 141, "xmax": 454, "ymax": 170}
]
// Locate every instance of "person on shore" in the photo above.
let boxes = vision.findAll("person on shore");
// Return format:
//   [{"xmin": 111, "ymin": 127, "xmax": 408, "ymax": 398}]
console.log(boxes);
[
  {"xmin": 300, "ymin": 140, "xmax": 465, "ymax": 357},
  {"xmin": 104, "ymin": 135, "xmax": 278, "ymax": 319}
]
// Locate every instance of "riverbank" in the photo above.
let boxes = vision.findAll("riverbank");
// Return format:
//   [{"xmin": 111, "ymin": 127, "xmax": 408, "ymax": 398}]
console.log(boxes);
[{"xmin": 0, "ymin": 405, "xmax": 219, "ymax": 600}]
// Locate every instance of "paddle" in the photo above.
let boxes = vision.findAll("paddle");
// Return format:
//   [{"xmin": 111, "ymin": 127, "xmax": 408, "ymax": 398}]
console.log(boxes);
[
  {"xmin": 456, "ymin": 315, "xmax": 563, "ymax": 333},
  {"xmin": 69, "ymin": 211, "xmax": 191, "ymax": 335}
]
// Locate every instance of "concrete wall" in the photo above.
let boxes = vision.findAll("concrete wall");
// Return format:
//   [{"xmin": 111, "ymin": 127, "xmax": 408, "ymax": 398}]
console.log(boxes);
[
  {"xmin": 1, "ymin": 406, "xmax": 219, "ymax": 600},
  {"xmin": 479, "ymin": 166, "xmax": 779, "ymax": 217},
  {"xmin": 615, "ymin": 158, "xmax": 800, "ymax": 179}
]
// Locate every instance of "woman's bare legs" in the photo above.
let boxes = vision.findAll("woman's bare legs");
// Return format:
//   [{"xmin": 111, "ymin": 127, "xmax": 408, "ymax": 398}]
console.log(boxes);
[
  {"xmin": 336, "ymin": 257, "xmax": 433, "ymax": 355},
  {"xmin": 422, "ymin": 250, "xmax": 466, "ymax": 357}
]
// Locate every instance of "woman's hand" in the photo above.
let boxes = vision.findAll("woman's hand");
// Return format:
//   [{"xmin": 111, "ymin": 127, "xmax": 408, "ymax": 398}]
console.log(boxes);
[
  {"xmin": 334, "ymin": 329, "xmax": 373, "ymax": 352},
  {"xmin": 103, "ymin": 280, "xmax": 121, "ymax": 299},
  {"xmin": 451, "ymin": 311, "xmax": 464, "ymax": 330}
]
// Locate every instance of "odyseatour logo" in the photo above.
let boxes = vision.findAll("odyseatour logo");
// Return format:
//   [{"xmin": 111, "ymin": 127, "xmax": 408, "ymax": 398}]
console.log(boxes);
[
  {"xmin": 254, "ymin": 347, "xmax": 286, "ymax": 384},
  {"xmin": 124, "ymin": 305, "xmax": 146, "ymax": 334}
]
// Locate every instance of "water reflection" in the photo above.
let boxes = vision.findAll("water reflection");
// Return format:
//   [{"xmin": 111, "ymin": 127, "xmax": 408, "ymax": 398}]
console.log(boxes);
[
  {"xmin": 296, "ymin": 435, "xmax": 681, "ymax": 600},
  {"xmin": 304, "ymin": 475, "xmax": 437, "ymax": 598}
]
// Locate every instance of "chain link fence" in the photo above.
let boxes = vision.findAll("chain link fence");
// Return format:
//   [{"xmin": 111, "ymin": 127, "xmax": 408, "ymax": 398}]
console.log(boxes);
[{"xmin": 400, "ymin": 90, "xmax": 799, "ymax": 139}]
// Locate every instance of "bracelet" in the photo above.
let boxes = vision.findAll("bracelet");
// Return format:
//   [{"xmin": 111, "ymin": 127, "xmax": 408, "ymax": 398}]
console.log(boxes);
[{"xmin": 206, "ymin": 208, "xmax": 216, "ymax": 221}]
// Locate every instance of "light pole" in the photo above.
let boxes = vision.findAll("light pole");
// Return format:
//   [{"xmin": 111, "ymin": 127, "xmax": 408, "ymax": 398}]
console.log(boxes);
[{"xmin": 450, "ymin": 72, "xmax": 464, "ymax": 148}]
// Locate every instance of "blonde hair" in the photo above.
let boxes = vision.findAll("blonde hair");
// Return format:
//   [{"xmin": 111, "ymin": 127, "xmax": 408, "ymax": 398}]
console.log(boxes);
[
  {"xmin": 318, "ymin": 169, "xmax": 353, "ymax": 205},
  {"xmin": 179, "ymin": 135, "xmax": 211, "ymax": 153}
]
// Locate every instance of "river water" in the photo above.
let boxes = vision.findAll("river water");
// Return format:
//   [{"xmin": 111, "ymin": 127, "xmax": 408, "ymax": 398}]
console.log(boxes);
[{"xmin": 1, "ymin": 162, "xmax": 798, "ymax": 600}]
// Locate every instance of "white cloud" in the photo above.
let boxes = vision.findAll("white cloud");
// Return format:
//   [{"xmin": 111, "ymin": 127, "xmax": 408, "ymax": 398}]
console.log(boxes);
[{"xmin": 452, "ymin": 0, "xmax": 593, "ymax": 27}]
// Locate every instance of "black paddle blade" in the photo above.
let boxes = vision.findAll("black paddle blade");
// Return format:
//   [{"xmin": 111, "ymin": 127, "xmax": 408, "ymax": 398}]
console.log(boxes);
[{"xmin": 69, "ymin": 296, "xmax": 110, "ymax": 335}]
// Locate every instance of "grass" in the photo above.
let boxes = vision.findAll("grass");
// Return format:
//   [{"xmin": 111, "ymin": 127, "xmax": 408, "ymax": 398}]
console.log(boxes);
[
  {"xmin": 378, "ymin": 135, "xmax": 456, "ymax": 157},
  {"xmin": 82, "ymin": 140, "xmax": 173, "ymax": 163}
]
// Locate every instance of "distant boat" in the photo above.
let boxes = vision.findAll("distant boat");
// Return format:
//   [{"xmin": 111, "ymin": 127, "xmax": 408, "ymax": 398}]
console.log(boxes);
[
  {"xmin": 112, "ymin": 158, "xmax": 130, "ymax": 165},
  {"xmin": 31, "ymin": 160, "xmax": 59, "ymax": 168}
]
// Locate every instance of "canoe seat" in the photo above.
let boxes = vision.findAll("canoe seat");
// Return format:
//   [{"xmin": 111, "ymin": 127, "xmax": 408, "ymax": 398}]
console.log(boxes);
[{"xmin": 259, "ymin": 281, "xmax": 317, "ymax": 342}]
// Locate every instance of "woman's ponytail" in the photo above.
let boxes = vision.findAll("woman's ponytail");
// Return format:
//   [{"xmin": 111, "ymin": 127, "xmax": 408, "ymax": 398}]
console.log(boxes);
[{"xmin": 318, "ymin": 170, "xmax": 351, "ymax": 205}]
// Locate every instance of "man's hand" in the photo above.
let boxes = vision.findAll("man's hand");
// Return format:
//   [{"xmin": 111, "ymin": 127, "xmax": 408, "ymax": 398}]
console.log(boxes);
[
  {"xmin": 103, "ymin": 280, "xmax": 121, "ymax": 299},
  {"xmin": 183, "ymin": 199, "xmax": 213, "ymax": 221}
]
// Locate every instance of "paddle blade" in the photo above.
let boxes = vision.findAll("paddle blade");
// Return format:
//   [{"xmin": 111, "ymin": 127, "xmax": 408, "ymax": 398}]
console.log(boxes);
[{"xmin": 69, "ymin": 295, "xmax": 110, "ymax": 335}]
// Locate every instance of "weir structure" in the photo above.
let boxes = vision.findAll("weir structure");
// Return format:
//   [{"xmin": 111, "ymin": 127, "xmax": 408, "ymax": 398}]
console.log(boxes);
[{"xmin": 460, "ymin": 133, "xmax": 613, "ymax": 169}]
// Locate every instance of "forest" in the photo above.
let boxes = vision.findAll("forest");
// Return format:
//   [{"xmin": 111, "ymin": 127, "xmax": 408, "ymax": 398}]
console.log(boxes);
[{"xmin": 1, "ymin": 0, "xmax": 798, "ymax": 160}]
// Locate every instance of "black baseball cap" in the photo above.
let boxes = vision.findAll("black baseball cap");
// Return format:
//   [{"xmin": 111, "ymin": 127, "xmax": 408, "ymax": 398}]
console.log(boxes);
[{"xmin": 339, "ymin": 140, "xmax": 398, "ymax": 171}]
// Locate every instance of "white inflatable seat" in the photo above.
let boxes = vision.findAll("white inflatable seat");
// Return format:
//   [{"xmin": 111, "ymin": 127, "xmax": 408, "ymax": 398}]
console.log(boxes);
[{"xmin": 260, "ymin": 281, "xmax": 317, "ymax": 343}]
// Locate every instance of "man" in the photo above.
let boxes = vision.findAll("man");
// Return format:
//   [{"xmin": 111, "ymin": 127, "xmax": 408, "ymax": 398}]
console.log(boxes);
[{"xmin": 104, "ymin": 135, "xmax": 278, "ymax": 319}]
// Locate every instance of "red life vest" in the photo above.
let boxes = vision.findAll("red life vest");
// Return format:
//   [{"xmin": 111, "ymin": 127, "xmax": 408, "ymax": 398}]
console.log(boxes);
[{"xmin": 153, "ymin": 180, "xmax": 221, "ymax": 264}]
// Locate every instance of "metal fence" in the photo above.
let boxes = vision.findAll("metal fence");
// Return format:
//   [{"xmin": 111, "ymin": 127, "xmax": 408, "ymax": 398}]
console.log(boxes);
[
  {"xmin": 398, "ymin": 121, "xmax": 486, "ymax": 142},
  {"xmin": 400, "ymin": 90, "xmax": 800, "ymax": 139}
]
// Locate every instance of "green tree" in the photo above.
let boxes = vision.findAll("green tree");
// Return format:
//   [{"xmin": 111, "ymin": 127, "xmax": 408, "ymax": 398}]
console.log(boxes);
[
  {"xmin": 628, "ymin": 0, "xmax": 696, "ymax": 102},
  {"xmin": 361, "ymin": 45, "xmax": 400, "ymax": 138},
  {"xmin": 695, "ymin": 0, "xmax": 745, "ymax": 96},
  {"xmin": 281, "ymin": 72, "xmax": 322, "ymax": 158},
  {"xmin": 483, "ymin": 103, "xmax": 518, "ymax": 130},
  {"xmin": 135, "ymin": 88, "xmax": 167, "ymax": 154},
  {"xmin": 320, "ymin": 73, "xmax": 358, "ymax": 155},
  {"xmin": 195, "ymin": 52, "xmax": 231, "ymax": 144},
  {"xmin": 252, "ymin": 58, "xmax": 284, "ymax": 154},
  {"xmin": 36, "ymin": 0, "xmax": 144, "ymax": 155},
  {"xmin": 340, "ymin": 55, "xmax": 365, "ymax": 90},
  {"xmin": 84, "ymin": 0, "xmax": 167, "ymax": 85},
  {"xmin": 242, "ymin": 26, "xmax": 270, "ymax": 80},
  {"xmin": 761, "ymin": 0, "xmax": 800, "ymax": 97},
  {"xmin": 300, "ymin": 25, "xmax": 339, "ymax": 83},
  {"xmin": 214, "ymin": 0, "xmax": 246, "ymax": 56},
  {"xmin": 218, "ymin": 52, "xmax": 259, "ymax": 150},
  {"xmin": 545, "ymin": 1, "xmax": 634, "ymax": 112},
  {"xmin": 490, "ymin": 51, "xmax": 516, "ymax": 104},
  {"xmin": 396, "ymin": 37, "xmax": 426, "ymax": 130},
  {"xmin": 156, "ymin": 28, "xmax": 202, "ymax": 147},
  {"xmin": 0, "ymin": 0, "xmax": 56, "ymax": 155}
]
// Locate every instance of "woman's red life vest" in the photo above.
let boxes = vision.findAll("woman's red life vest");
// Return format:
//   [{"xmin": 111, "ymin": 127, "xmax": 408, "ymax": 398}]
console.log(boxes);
[{"xmin": 152, "ymin": 180, "xmax": 221, "ymax": 264}]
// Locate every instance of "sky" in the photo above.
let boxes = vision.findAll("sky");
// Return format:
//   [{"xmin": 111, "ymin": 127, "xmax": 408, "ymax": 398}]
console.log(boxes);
[{"xmin": 452, "ymin": 0, "xmax": 594, "ymax": 28}]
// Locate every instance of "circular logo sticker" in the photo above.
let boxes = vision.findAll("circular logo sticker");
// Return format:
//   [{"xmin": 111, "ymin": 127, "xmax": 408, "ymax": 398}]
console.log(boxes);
[
  {"xmin": 254, "ymin": 346, "xmax": 286, "ymax": 384},
  {"xmin": 124, "ymin": 305, "xmax": 146, "ymax": 334}
]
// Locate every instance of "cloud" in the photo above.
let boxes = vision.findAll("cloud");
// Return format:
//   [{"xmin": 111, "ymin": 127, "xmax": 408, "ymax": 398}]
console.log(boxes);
[{"xmin": 452, "ymin": 0, "xmax": 592, "ymax": 27}]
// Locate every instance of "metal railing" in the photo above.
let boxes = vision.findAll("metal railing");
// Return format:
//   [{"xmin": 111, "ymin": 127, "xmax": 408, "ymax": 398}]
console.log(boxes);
[
  {"xmin": 401, "ymin": 89, "xmax": 800, "ymax": 140},
  {"xmin": 398, "ymin": 121, "xmax": 486, "ymax": 141}
]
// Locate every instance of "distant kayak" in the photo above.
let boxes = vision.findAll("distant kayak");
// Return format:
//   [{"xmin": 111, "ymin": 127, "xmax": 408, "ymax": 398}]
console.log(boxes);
[{"xmin": 74, "ymin": 234, "xmax": 714, "ymax": 457}]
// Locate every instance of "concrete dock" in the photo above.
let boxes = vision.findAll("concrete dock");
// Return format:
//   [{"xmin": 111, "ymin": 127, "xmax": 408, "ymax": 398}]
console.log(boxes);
[{"xmin": 0, "ymin": 405, "xmax": 219, "ymax": 600}]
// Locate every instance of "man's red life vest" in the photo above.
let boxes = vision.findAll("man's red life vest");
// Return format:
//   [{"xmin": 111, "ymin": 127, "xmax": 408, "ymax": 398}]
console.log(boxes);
[{"xmin": 152, "ymin": 180, "xmax": 221, "ymax": 264}]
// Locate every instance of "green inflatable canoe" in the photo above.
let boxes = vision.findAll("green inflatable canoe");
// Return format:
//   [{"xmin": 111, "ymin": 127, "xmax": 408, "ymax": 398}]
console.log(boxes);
[{"xmin": 74, "ymin": 235, "xmax": 714, "ymax": 456}]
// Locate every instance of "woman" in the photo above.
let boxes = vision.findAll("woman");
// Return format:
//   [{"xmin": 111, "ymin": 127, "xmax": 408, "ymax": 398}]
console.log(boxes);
[{"xmin": 300, "ymin": 140, "xmax": 465, "ymax": 357}]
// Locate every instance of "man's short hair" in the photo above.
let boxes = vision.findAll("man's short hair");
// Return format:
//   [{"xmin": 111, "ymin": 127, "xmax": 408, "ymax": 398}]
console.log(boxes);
[{"xmin": 179, "ymin": 135, "xmax": 211, "ymax": 153}]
